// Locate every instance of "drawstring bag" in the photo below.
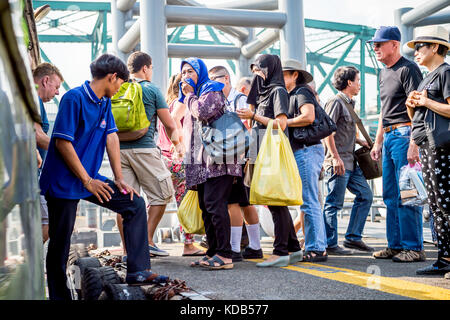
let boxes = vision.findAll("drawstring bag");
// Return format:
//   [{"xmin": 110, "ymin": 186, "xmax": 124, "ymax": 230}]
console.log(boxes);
[
  {"xmin": 250, "ymin": 120, "xmax": 303, "ymax": 206},
  {"xmin": 177, "ymin": 190, "xmax": 205, "ymax": 234}
]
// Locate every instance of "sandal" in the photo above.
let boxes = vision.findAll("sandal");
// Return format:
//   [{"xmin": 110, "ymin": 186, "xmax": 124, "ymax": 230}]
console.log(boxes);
[
  {"xmin": 190, "ymin": 256, "xmax": 210, "ymax": 267},
  {"xmin": 200, "ymin": 255, "xmax": 234, "ymax": 270},
  {"xmin": 303, "ymin": 251, "xmax": 328, "ymax": 262}
]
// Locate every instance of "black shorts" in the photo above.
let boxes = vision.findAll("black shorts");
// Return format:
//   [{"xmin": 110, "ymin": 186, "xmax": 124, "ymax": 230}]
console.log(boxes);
[{"xmin": 228, "ymin": 177, "xmax": 250, "ymax": 207}]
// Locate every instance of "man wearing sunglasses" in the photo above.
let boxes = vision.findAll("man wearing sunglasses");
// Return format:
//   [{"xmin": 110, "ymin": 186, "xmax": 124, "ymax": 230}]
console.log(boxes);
[{"xmin": 368, "ymin": 26, "xmax": 425, "ymax": 263}]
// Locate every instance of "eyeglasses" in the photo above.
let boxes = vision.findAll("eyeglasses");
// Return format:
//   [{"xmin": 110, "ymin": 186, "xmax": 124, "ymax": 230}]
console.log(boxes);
[
  {"xmin": 210, "ymin": 74, "xmax": 226, "ymax": 81},
  {"xmin": 414, "ymin": 42, "xmax": 429, "ymax": 51}
]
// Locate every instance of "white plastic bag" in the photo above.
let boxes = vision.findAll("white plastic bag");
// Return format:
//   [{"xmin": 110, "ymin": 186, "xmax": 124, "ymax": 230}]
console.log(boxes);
[{"xmin": 399, "ymin": 163, "xmax": 428, "ymax": 206}]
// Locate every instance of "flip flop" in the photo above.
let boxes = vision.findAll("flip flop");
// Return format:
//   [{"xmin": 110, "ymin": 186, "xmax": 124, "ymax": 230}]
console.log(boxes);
[{"xmin": 182, "ymin": 249, "xmax": 206, "ymax": 257}]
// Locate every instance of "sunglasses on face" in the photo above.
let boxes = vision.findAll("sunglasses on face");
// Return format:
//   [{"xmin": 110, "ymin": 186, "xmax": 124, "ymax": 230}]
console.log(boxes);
[
  {"xmin": 371, "ymin": 42, "xmax": 385, "ymax": 49},
  {"xmin": 414, "ymin": 42, "xmax": 429, "ymax": 51}
]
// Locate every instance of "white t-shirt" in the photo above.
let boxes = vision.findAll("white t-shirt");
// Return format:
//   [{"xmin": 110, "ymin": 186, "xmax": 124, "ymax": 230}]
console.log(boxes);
[{"xmin": 226, "ymin": 87, "xmax": 249, "ymax": 112}]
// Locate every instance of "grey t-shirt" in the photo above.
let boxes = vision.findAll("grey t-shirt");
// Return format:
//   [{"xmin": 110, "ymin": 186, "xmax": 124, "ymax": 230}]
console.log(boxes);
[
  {"xmin": 324, "ymin": 93, "xmax": 357, "ymax": 171},
  {"xmin": 120, "ymin": 80, "xmax": 168, "ymax": 149}
]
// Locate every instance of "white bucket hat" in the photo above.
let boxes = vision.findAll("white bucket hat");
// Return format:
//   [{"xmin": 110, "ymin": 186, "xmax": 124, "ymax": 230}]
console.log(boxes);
[
  {"xmin": 281, "ymin": 59, "xmax": 313, "ymax": 83},
  {"xmin": 406, "ymin": 25, "xmax": 450, "ymax": 50}
]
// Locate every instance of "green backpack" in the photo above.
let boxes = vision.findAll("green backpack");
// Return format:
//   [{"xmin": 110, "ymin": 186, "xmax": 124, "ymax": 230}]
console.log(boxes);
[{"xmin": 111, "ymin": 81, "xmax": 150, "ymax": 133}]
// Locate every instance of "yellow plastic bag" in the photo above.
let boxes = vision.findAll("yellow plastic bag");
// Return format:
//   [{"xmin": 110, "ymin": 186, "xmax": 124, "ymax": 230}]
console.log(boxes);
[
  {"xmin": 177, "ymin": 190, "xmax": 205, "ymax": 234},
  {"xmin": 250, "ymin": 120, "xmax": 303, "ymax": 206}
]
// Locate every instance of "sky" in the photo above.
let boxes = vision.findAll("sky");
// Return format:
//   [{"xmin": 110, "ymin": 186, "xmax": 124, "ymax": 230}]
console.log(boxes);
[{"xmin": 37, "ymin": 0, "xmax": 446, "ymax": 115}]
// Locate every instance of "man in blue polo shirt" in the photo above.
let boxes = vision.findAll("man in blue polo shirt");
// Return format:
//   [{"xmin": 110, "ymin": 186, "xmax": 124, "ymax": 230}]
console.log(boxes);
[{"xmin": 40, "ymin": 54, "xmax": 169, "ymax": 300}]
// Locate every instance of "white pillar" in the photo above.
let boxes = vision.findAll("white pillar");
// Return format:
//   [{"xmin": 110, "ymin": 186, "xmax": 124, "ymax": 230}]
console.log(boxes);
[
  {"xmin": 111, "ymin": 0, "xmax": 127, "ymax": 62},
  {"xmin": 141, "ymin": 0, "xmax": 168, "ymax": 94},
  {"xmin": 395, "ymin": 8, "xmax": 414, "ymax": 60},
  {"xmin": 238, "ymin": 28, "xmax": 255, "ymax": 79},
  {"xmin": 279, "ymin": 0, "xmax": 306, "ymax": 66}
]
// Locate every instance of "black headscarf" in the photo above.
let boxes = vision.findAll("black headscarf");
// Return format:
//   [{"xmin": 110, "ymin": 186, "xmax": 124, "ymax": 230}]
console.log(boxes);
[{"xmin": 247, "ymin": 54, "xmax": 286, "ymax": 106}]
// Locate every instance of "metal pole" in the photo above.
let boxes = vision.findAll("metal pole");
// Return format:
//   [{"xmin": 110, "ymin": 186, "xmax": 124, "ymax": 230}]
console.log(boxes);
[
  {"xmin": 401, "ymin": 0, "xmax": 450, "ymax": 25},
  {"xmin": 414, "ymin": 9, "xmax": 450, "ymax": 26},
  {"xmin": 141, "ymin": 0, "xmax": 168, "ymax": 93},
  {"xmin": 165, "ymin": 5, "xmax": 287, "ymax": 28},
  {"xmin": 205, "ymin": 0, "xmax": 278, "ymax": 10},
  {"xmin": 117, "ymin": 18, "xmax": 140, "ymax": 53},
  {"xmin": 117, "ymin": 0, "xmax": 136, "ymax": 12},
  {"xmin": 168, "ymin": 44, "xmax": 241, "ymax": 59},
  {"xmin": 279, "ymin": 0, "xmax": 306, "ymax": 66},
  {"xmin": 238, "ymin": 28, "xmax": 255, "ymax": 79},
  {"xmin": 360, "ymin": 38, "xmax": 366, "ymax": 118},
  {"xmin": 394, "ymin": 8, "xmax": 414, "ymax": 60},
  {"xmin": 241, "ymin": 29, "xmax": 279, "ymax": 59},
  {"xmin": 167, "ymin": 0, "xmax": 250, "ymax": 40},
  {"xmin": 110, "ymin": 0, "xmax": 127, "ymax": 62}
]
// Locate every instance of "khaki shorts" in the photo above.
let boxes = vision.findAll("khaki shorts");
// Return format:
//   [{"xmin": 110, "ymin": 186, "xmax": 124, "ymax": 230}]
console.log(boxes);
[{"xmin": 120, "ymin": 148, "xmax": 175, "ymax": 206}]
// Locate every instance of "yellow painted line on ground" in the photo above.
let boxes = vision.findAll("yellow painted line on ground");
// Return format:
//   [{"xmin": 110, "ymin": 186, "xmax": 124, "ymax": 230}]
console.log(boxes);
[{"xmin": 247, "ymin": 256, "xmax": 450, "ymax": 300}]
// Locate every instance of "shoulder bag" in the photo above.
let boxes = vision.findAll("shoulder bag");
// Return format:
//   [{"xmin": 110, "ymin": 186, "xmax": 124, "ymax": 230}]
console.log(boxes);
[
  {"xmin": 340, "ymin": 95, "xmax": 382, "ymax": 180},
  {"xmin": 292, "ymin": 87, "xmax": 337, "ymax": 145},
  {"xmin": 200, "ymin": 93, "xmax": 253, "ymax": 163}
]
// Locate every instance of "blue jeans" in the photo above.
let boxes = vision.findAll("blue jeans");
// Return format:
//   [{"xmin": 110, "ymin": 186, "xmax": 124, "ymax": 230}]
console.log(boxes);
[
  {"xmin": 383, "ymin": 126, "xmax": 423, "ymax": 251},
  {"xmin": 294, "ymin": 144, "xmax": 327, "ymax": 252},
  {"xmin": 323, "ymin": 165, "xmax": 373, "ymax": 248}
]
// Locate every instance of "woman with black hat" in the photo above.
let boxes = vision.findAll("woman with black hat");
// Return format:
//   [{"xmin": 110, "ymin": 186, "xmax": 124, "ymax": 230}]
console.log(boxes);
[
  {"xmin": 237, "ymin": 54, "xmax": 302, "ymax": 267},
  {"xmin": 405, "ymin": 25, "xmax": 450, "ymax": 278}
]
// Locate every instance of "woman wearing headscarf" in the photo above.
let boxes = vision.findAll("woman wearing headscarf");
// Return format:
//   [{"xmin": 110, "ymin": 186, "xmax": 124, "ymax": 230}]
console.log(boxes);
[
  {"xmin": 179, "ymin": 57, "xmax": 241, "ymax": 270},
  {"xmin": 237, "ymin": 54, "xmax": 302, "ymax": 267},
  {"xmin": 405, "ymin": 26, "xmax": 450, "ymax": 278},
  {"xmin": 157, "ymin": 73, "xmax": 205, "ymax": 257}
]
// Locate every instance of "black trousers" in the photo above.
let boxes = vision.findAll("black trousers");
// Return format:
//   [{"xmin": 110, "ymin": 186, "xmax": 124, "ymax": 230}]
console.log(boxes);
[
  {"xmin": 269, "ymin": 206, "xmax": 301, "ymax": 256},
  {"xmin": 197, "ymin": 175, "xmax": 234, "ymax": 259},
  {"xmin": 45, "ymin": 180, "xmax": 150, "ymax": 300},
  {"xmin": 419, "ymin": 141, "xmax": 450, "ymax": 259}
]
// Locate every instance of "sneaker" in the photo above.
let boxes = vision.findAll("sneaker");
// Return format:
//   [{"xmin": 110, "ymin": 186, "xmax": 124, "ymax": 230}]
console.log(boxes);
[
  {"xmin": 232, "ymin": 251, "xmax": 243, "ymax": 262},
  {"xmin": 149, "ymin": 244, "xmax": 169, "ymax": 257},
  {"xmin": 392, "ymin": 250, "xmax": 426, "ymax": 263},
  {"xmin": 343, "ymin": 239, "xmax": 374, "ymax": 252},
  {"xmin": 326, "ymin": 246, "xmax": 354, "ymax": 255},
  {"xmin": 373, "ymin": 248, "xmax": 401, "ymax": 259},
  {"xmin": 242, "ymin": 246, "xmax": 263, "ymax": 259},
  {"xmin": 445, "ymin": 272, "xmax": 450, "ymax": 280},
  {"xmin": 416, "ymin": 259, "xmax": 450, "ymax": 275},
  {"xmin": 126, "ymin": 270, "xmax": 169, "ymax": 286}
]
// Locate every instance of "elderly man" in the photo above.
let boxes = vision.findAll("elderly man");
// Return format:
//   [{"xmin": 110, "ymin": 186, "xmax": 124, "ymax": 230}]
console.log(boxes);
[
  {"xmin": 33, "ymin": 62, "xmax": 64, "ymax": 243},
  {"xmin": 368, "ymin": 26, "xmax": 425, "ymax": 263}
]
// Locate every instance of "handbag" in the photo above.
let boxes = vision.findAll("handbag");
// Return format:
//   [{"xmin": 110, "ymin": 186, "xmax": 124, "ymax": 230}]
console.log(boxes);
[
  {"xmin": 200, "ymin": 110, "xmax": 253, "ymax": 163},
  {"xmin": 292, "ymin": 87, "xmax": 337, "ymax": 145},
  {"xmin": 424, "ymin": 110, "xmax": 450, "ymax": 149},
  {"xmin": 340, "ymin": 95, "xmax": 382, "ymax": 180}
]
